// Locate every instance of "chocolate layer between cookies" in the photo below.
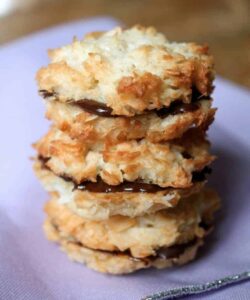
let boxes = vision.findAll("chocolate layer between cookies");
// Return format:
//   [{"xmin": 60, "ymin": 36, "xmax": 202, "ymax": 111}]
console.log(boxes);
[
  {"xmin": 43, "ymin": 188, "xmax": 219, "ymax": 259},
  {"xmin": 44, "ymin": 99, "xmax": 215, "ymax": 143},
  {"xmin": 34, "ymin": 127, "xmax": 214, "ymax": 188},
  {"xmin": 38, "ymin": 155, "xmax": 211, "ymax": 192},
  {"xmin": 44, "ymin": 218, "xmax": 210, "ymax": 274},
  {"xmin": 33, "ymin": 25, "xmax": 219, "ymax": 275},
  {"xmin": 40, "ymin": 87, "xmax": 210, "ymax": 118}
]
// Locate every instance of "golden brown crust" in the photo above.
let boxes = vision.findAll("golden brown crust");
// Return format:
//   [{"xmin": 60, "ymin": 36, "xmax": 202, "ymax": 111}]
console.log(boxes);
[
  {"xmin": 117, "ymin": 72, "xmax": 163, "ymax": 110},
  {"xmin": 34, "ymin": 160, "xmax": 206, "ymax": 220},
  {"xmin": 44, "ymin": 218, "xmax": 204, "ymax": 274},
  {"xmin": 37, "ymin": 26, "xmax": 214, "ymax": 116},
  {"xmin": 34, "ymin": 127, "xmax": 214, "ymax": 188},
  {"xmin": 44, "ymin": 188, "xmax": 219, "ymax": 258},
  {"xmin": 45, "ymin": 100, "xmax": 215, "ymax": 143},
  {"xmin": 33, "ymin": 25, "xmax": 219, "ymax": 276}
]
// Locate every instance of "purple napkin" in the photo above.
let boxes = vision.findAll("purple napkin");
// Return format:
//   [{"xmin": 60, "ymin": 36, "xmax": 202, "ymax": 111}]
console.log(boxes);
[{"xmin": 0, "ymin": 17, "xmax": 250, "ymax": 300}]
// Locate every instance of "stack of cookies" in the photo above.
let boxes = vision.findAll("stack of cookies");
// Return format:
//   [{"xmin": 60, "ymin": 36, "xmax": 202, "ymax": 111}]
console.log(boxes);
[{"xmin": 33, "ymin": 26, "xmax": 220, "ymax": 274}]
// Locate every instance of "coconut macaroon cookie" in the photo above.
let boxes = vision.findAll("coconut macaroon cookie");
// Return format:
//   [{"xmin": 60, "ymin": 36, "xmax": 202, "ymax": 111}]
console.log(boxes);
[
  {"xmin": 37, "ymin": 26, "xmax": 214, "ymax": 116},
  {"xmin": 33, "ymin": 25, "xmax": 220, "ymax": 274},
  {"xmin": 45, "ymin": 218, "xmax": 205, "ymax": 274},
  {"xmin": 43, "ymin": 188, "xmax": 219, "ymax": 274},
  {"xmin": 34, "ymin": 127, "xmax": 214, "ymax": 188},
  {"xmin": 34, "ymin": 160, "xmax": 207, "ymax": 220},
  {"xmin": 45, "ymin": 98, "xmax": 215, "ymax": 143},
  {"xmin": 44, "ymin": 189, "xmax": 219, "ymax": 258}
]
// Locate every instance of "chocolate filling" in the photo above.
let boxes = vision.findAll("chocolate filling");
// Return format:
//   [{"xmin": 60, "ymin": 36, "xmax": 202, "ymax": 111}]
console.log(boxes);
[
  {"xmin": 192, "ymin": 166, "xmax": 212, "ymax": 182},
  {"xmin": 39, "ymin": 90, "xmax": 56, "ymax": 98},
  {"xmin": 191, "ymin": 87, "xmax": 209, "ymax": 102},
  {"xmin": 38, "ymin": 155, "xmax": 50, "ymax": 165},
  {"xmin": 73, "ymin": 99, "xmax": 201, "ymax": 118},
  {"xmin": 39, "ymin": 87, "xmax": 210, "ymax": 118},
  {"xmin": 62, "ymin": 168, "xmax": 211, "ymax": 192},
  {"xmin": 38, "ymin": 156, "xmax": 211, "ymax": 193},
  {"xmin": 72, "ymin": 236, "xmax": 199, "ymax": 262},
  {"xmin": 182, "ymin": 151, "xmax": 193, "ymax": 159},
  {"xmin": 74, "ymin": 99, "xmax": 113, "ymax": 117},
  {"xmin": 74, "ymin": 179, "xmax": 167, "ymax": 193},
  {"xmin": 155, "ymin": 101, "xmax": 199, "ymax": 119},
  {"xmin": 152, "ymin": 239, "xmax": 198, "ymax": 260}
]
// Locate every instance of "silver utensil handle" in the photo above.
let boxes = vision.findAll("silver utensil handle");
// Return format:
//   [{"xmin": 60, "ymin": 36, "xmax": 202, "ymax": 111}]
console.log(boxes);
[{"xmin": 142, "ymin": 271, "xmax": 250, "ymax": 300}]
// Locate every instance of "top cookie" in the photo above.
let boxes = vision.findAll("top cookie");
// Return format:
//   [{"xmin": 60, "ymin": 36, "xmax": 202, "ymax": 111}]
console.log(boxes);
[{"xmin": 37, "ymin": 25, "xmax": 214, "ymax": 116}]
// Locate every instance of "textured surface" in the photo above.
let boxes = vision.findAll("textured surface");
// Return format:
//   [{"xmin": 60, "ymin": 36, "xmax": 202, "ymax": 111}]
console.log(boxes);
[
  {"xmin": 43, "ymin": 189, "xmax": 219, "ymax": 259},
  {"xmin": 0, "ymin": 0, "xmax": 249, "ymax": 88},
  {"xmin": 45, "ymin": 98, "xmax": 215, "ymax": 143},
  {"xmin": 36, "ymin": 26, "xmax": 214, "ymax": 115},
  {"xmin": 44, "ymin": 218, "xmax": 205, "ymax": 275},
  {"xmin": 1, "ymin": 19, "xmax": 250, "ymax": 299},
  {"xmin": 34, "ymin": 160, "xmax": 205, "ymax": 221},
  {"xmin": 34, "ymin": 127, "xmax": 214, "ymax": 187}
]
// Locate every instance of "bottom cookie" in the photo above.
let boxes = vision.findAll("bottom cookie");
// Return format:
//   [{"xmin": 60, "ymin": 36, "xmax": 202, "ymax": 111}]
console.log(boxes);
[{"xmin": 44, "ymin": 219, "xmax": 208, "ymax": 274}]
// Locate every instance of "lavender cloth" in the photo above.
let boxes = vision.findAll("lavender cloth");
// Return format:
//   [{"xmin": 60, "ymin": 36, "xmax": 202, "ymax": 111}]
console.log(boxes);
[{"xmin": 0, "ymin": 17, "xmax": 250, "ymax": 300}]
